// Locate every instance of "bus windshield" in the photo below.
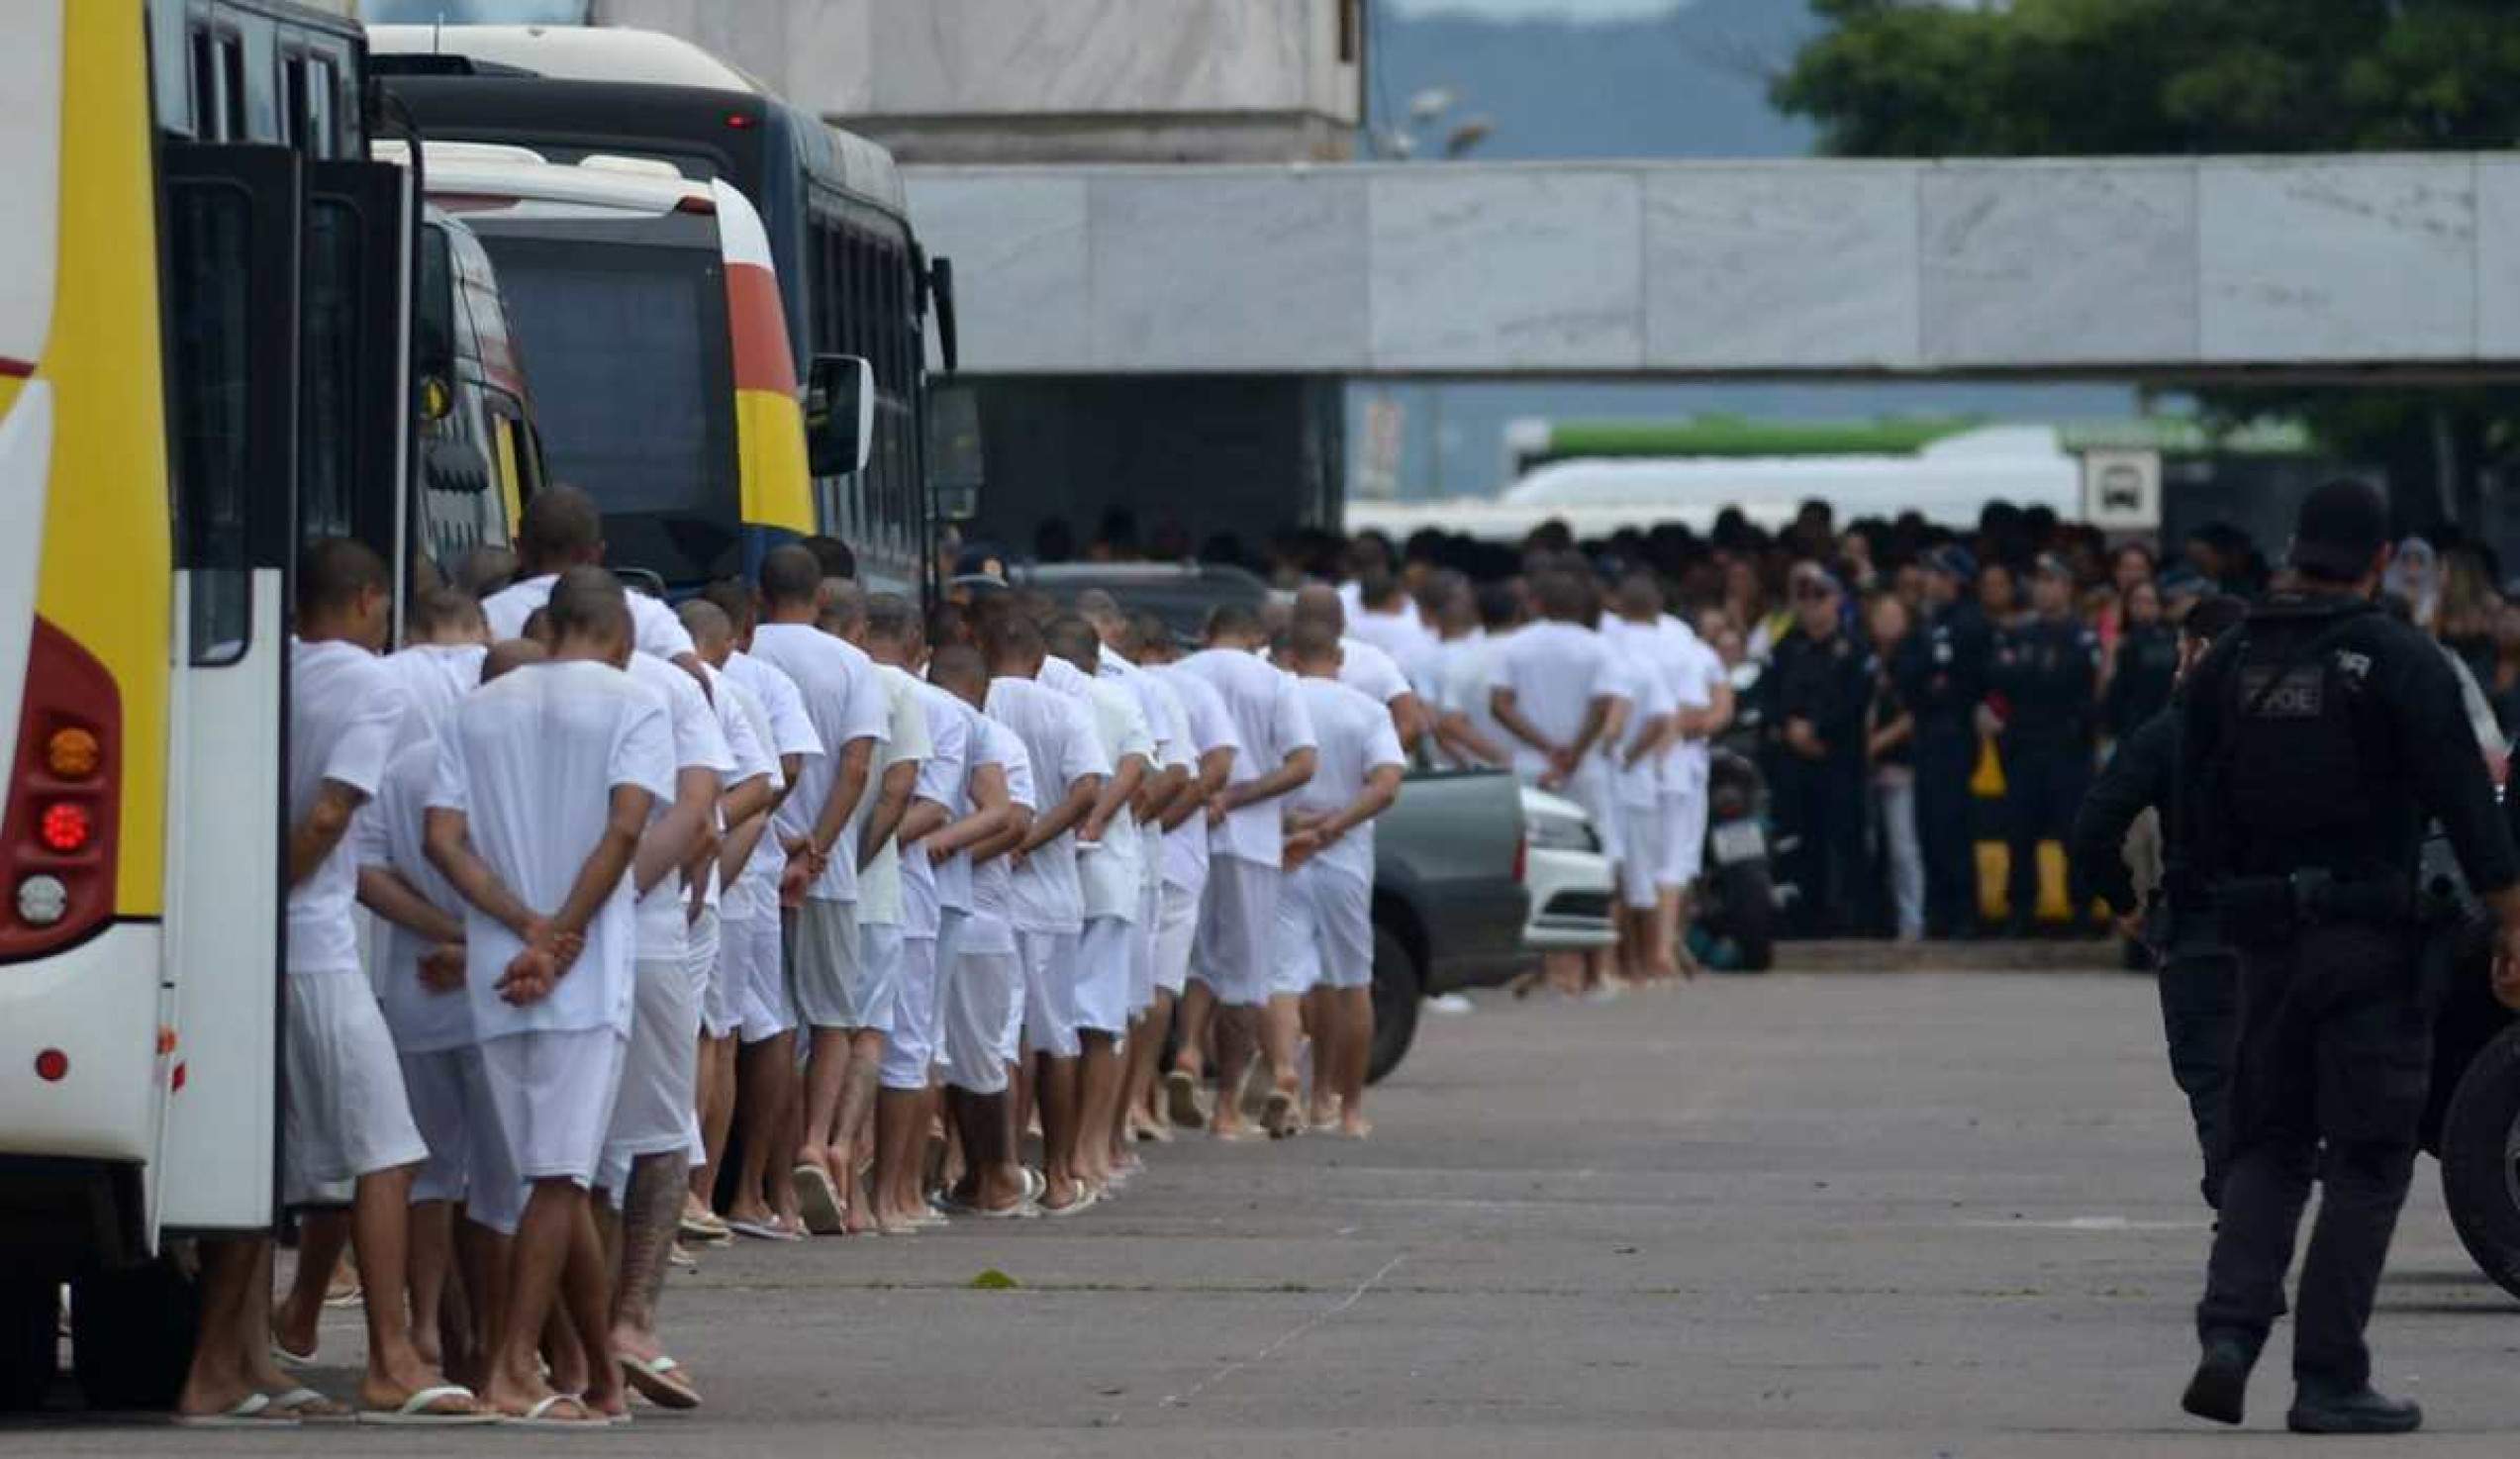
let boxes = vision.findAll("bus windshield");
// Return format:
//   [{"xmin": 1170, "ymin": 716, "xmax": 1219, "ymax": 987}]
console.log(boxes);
[{"xmin": 471, "ymin": 234, "xmax": 738, "ymax": 585}]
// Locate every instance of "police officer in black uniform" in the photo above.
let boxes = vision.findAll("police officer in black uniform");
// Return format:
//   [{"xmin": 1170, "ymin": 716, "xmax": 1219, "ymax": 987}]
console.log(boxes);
[
  {"xmin": 1896, "ymin": 545, "xmax": 1991, "ymax": 937},
  {"xmin": 2103, "ymin": 581, "xmax": 2181, "ymax": 743},
  {"xmin": 1988, "ymin": 554, "xmax": 2101, "ymax": 935},
  {"xmin": 1765, "ymin": 562, "xmax": 1872, "ymax": 937},
  {"xmin": 2068, "ymin": 594, "xmax": 2249, "ymax": 1209},
  {"xmin": 2179, "ymin": 481, "xmax": 2520, "ymax": 1435}
]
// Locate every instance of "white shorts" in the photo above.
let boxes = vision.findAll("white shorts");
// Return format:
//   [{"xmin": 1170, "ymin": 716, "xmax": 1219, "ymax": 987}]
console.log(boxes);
[
  {"xmin": 731, "ymin": 915, "xmax": 791, "ymax": 1044},
  {"xmin": 1272, "ymin": 863, "xmax": 1375, "ymax": 997},
  {"xmin": 1154, "ymin": 881, "xmax": 1201, "ymax": 997},
  {"xmin": 1129, "ymin": 882, "xmax": 1160, "ymax": 1015},
  {"xmin": 1619, "ymin": 800, "xmax": 1667, "ymax": 911},
  {"xmin": 1193, "ymin": 856, "xmax": 1279, "ymax": 1009},
  {"xmin": 1018, "ymin": 927, "xmax": 1082, "ymax": 1058},
  {"xmin": 790, "ymin": 898, "xmax": 885, "ymax": 1031},
  {"xmin": 603, "ymin": 957, "xmax": 701, "ymax": 1169},
  {"xmin": 281, "ymin": 973, "xmax": 429, "ymax": 1208},
  {"xmin": 879, "ymin": 935, "xmax": 940, "ymax": 1091},
  {"xmin": 942, "ymin": 947, "xmax": 1020, "ymax": 1094},
  {"xmin": 480, "ymin": 1026, "xmax": 626, "ymax": 1194},
  {"xmin": 855, "ymin": 921, "xmax": 905, "ymax": 1038},
  {"xmin": 1662, "ymin": 787, "xmax": 1709, "ymax": 887},
  {"xmin": 1566, "ymin": 765, "xmax": 1624, "ymax": 864},
  {"xmin": 457, "ymin": 1051, "xmax": 525, "ymax": 1235},
  {"xmin": 689, "ymin": 905, "xmax": 730, "ymax": 1040},
  {"xmin": 1073, "ymin": 916, "xmax": 1132, "ymax": 1036},
  {"xmin": 399, "ymin": 1047, "xmax": 480, "ymax": 1206}
]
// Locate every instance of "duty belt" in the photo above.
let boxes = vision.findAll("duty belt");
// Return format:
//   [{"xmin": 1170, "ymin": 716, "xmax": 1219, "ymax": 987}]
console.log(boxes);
[{"xmin": 2214, "ymin": 868, "xmax": 2416, "ymax": 935}]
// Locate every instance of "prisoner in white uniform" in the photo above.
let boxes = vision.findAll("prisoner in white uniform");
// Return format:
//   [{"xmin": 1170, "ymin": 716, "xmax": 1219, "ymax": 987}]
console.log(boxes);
[
  {"xmin": 986, "ymin": 673, "xmax": 1108, "ymax": 1058},
  {"xmin": 719, "ymin": 648, "xmax": 821, "ymax": 1041},
  {"xmin": 944, "ymin": 716, "xmax": 1034, "ymax": 1091},
  {"xmin": 696, "ymin": 659, "xmax": 783, "ymax": 1040},
  {"xmin": 282, "ymin": 638, "xmax": 428, "ymax": 1208},
  {"xmin": 881, "ymin": 674, "xmax": 968, "ymax": 1091},
  {"xmin": 1042, "ymin": 653, "xmax": 1151, "ymax": 1038},
  {"xmin": 1600, "ymin": 620, "xmax": 1676, "ymax": 912},
  {"xmin": 748, "ymin": 620, "xmax": 891, "ymax": 1032},
  {"xmin": 1154, "ymin": 663, "xmax": 1240, "ymax": 996},
  {"xmin": 1492, "ymin": 609, "xmax": 1625, "ymax": 859},
  {"xmin": 849, "ymin": 664, "xmax": 933, "ymax": 1040},
  {"xmin": 381, "ymin": 641, "xmax": 488, "ymax": 751},
  {"xmin": 1274, "ymin": 675, "xmax": 1406, "ymax": 996},
  {"xmin": 1172, "ymin": 645, "xmax": 1318, "ymax": 1010},
  {"xmin": 430, "ymin": 657, "xmax": 672, "ymax": 1211},
  {"xmin": 483, "ymin": 572, "xmax": 695, "ymax": 664},
  {"xmin": 1659, "ymin": 615, "xmax": 1726, "ymax": 888}
]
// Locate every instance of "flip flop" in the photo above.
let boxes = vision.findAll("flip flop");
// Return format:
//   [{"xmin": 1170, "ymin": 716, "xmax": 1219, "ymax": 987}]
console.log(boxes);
[
  {"xmin": 1020, "ymin": 1167, "xmax": 1047, "ymax": 1204},
  {"xmin": 359, "ymin": 1383, "xmax": 497, "ymax": 1426},
  {"xmin": 269, "ymin": 1338, "xmax": 318, "ymax": 1370},
  {"xmin": 1163, "ymin": 1070, "xmax": 1206, "ymax": 1127},
  {"xmin": 666, "ymin": 1241, "xmax": 699, "ymax": 1271},
  {"xmin": 1210, "ymin": 1123, "xmax": 1264, "ymax": 1143},
  {"xmin": 618, "ymin": 1353, "xmax": 702, "ymax": 1410},
  {"xmin": 1039, "ymin": 1187, "xmax": 1099, "ymax": 1219},
  {"xmin": 269, "ymin": 1386, "xmax": 350, "ymax": 1420},
  {"xmin": 679, "ymin": 1212, "xmax": 733, "ymax": 1245},
  {"xmin": 1263, "ymin": 1091, "xmax": 1302, "ymax": 1139},
  {"xmin": 793, "ymin": 1164, "xmax": 846, "ymax": 1235},
  {"xmin": 174, "ymin": 1392, "xmax": 299, "ymax": 1427},
  {"xmin": 502, "ymin": 1392, "xmax": 606, "ymax": 1430},
  {"xmin": 726, "ymin": 1216, "xmax": 803, "ymax": 1243}
]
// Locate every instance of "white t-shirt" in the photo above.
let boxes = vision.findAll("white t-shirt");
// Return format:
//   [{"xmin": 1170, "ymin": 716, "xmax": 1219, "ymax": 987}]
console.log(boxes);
[
  {"xmin": 852, "ymin": 664, "xmax": 933, "ymax": 928},
  {"xmin": 987, "ymin": 675, "xmax": 1108, "ymax": 934},
  {"xmin": 1492, "ymin": 621, "xmax": 1615, "ymax": 782},
  {"xmin": 1135, "ymin": 670, "xmax": 1194, "ymax": 893},
  {"xmin": 693, "ymin": 659, "xmax": 776, "ymax": 917},
  {"xmin": 900, "ymin": 676, "xmax": 971, "ymax": 936},
  {"xmin": 1336, "ymin": 635, "xmax": 1411, "ymax": 711},
  {"xmin": 356, "ymin": 736, "xmax": 472, "ymax": 1054},
  {"xmin": 628, "ymin": 652, "xmax": 734, "ymax": 961},
  {"xmin": 960, "ymin": 716, "xmax": 1034, "ymax": 956},
  {"xmin": 1601, "ymin": 642, "xmax": 1671, "ymax": 810},
  {"xmin": 1174, "ymin": 647, "xmax": 1316, "ymax": 868},
  {"xmin": 1659, "ymin": 616, "xmax": 1726, "ymax": 795},
  {"xmin": 287, "ymin": 638, "xmax": 406, "ymax": 977},
  {"xmin": 1049, "ymin": 661, "xmax": 1151, "ymax": 924},
  {"xmin": 481, "ymin": 572, "xmax": 695, "ymax": 663},
  {"xmin": 1437, "ymin": 630, "xmax": 1509, "ymax": 768},
  {"xmin": 382, "ymin": 642, "xmax": 485, "ymax": 752},
  {"xmin": 1289, "ymin": 675, "xmax": 1406, "ymax": 887},
  {"xmin": 1156, "ymin": 664, "xmax": 1240, "ymax": 891},
  {"xmin": 749, "ymin": 622, "xmax": 891, "ymax": 903},
  {"xmin": 1349, "ymin": 604, "xmax": 1439, "ymax": 697},
  {"xmin": 1338, "ymin": 581, "xmax": 1421, "ymax": 634},
  {"xmin": 429, "ymin": 658, "xmax": 674, "ymax": 1037},
  {"xmin": 720, "ymin": 649, "xmax": 822, "ymax": 919}
]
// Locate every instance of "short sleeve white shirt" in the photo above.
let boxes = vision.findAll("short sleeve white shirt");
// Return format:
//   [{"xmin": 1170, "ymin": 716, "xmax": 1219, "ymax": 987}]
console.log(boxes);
[
  {"xmin": 430, "ymin": 659, "xmax": 673, "ymax": 1036},
  {"xmin": 854, "ymin": 664, "xmax": 933, "ymax": 927},
  {"xmin": 960, "ymin": 717, "xmax": 1034, "ymax": 956},
  {"xmin": 628, "ymin": 652, "xmax": 735, "ymax": 959},
  {"xmin": 987, "ymin": 676, "xmax": 1108, "ymax": 933},
  {"xmin": 1493, "ymin": 621, "xmax": 1613, "ymax": 781},
  {"xmin": 357, "ymin": 736, "xmax": 472, "ymax": 1053},
  {"xmin": 901, "ymin": 678, "xmax": 971, "ymax": 935},
  {"xmin": 480, "ymin": 573, "xmax": 695, "ymax": 663},
  {"xmin": 382, "ymin": 642, "xmax": 486, "ymax": 752},
  {"xmin": 748, "ymin": 622, "xmax": 892, "ymax": 903},
  {"xmin": 287, "ymin": 638, "xmax": 406, "ymax": 976},
  {"xmin": 1660, "ymin": 616, "xmax": 1725, "ymax": 794},
  {"xmin": 721, "ymin": 649, "xmax": 823, "ymax": 914},
  {"xmin": 695, "ymin": 659, "xmax": 776, "ymax": 915},
  {"xmin": 1174, "ymin": 647, "xmax": 1317, "ymax": 868},
  {"xmin": 1156, "ymin": 665, "xmax": 1240, "ymax": 890},
  {"xmin": 1051, "ymin": 665, "xmax": 1150, "ymax": 923},
  {"xmin": 1290, "ymin": 676, "xmax": 1406, "ymax": 886},
  {"xmin": 1336, "ymin": 635, "xmax": 1412, "ymax": 710}
]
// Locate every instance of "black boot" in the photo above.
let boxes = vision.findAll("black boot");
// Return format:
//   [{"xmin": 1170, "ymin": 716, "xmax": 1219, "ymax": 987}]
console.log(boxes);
[
  {"xmin": 2180, "ymin": 1334, "xmax": 2258, "ymax": 1425},
  {"xmin": 2286, "ymin": 1384, "xmax": 2421, "ymax": 1435}
]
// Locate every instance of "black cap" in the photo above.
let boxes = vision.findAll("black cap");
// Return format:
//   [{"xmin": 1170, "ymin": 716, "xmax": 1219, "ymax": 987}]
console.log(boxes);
[{"xmin": 2287, "ymin": 480, "xmax": 2387, "ymax": 582}]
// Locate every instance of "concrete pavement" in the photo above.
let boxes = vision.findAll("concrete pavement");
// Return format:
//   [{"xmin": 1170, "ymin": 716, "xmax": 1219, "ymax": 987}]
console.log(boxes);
[{"xmin": 26, "ymin": 967, "xmax": 2520, "ymax": 1455}]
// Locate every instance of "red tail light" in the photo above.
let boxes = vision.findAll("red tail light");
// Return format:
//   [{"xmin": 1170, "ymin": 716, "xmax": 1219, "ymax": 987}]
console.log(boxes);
[{"xmin": 0, "ymin": 619, "xmax": 120, "ymax": 959}]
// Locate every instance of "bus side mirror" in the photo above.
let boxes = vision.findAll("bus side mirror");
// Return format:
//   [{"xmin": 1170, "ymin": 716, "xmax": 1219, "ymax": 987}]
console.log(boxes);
[{"xmin": 805, "ymin": 354, "xmax": 875, "ymax": 478}]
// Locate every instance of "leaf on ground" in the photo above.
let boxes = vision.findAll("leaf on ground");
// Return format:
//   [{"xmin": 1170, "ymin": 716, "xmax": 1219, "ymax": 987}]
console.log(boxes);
[{"xmin": 970, "ymin": 1268, "xmax": 1020, "ymax": 1290}]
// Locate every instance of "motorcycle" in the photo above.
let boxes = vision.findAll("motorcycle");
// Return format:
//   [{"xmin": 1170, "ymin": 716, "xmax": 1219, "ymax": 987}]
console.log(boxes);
[{"xmin": 1691, "ymin": 660, "xmax": 1790, "ymax": 972}]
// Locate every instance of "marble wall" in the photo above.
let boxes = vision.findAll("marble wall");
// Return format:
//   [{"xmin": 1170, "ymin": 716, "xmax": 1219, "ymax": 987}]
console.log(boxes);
[{"xmin": 908, "ymin": 154, "xmax": 2520, "ymax": 377}]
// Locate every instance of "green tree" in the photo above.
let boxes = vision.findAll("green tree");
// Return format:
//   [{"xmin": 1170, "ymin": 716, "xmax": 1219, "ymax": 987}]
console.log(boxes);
[{"xmin": 1776, "ymin": 0, "xmax": 2520, "ymax": 531}]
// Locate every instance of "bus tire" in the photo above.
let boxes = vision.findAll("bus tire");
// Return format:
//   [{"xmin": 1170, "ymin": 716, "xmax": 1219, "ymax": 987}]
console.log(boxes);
[
  {"xmin": 0, "ymin": 1277, "xmax": 55, "ymax": 1412},
  {"xmin": 72, "ymin": 1258, "xmax": 198, "ymax": 1412}
]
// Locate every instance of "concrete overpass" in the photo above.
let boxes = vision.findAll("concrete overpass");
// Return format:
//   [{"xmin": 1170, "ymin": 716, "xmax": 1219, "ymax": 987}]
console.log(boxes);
[{"xmin": 908, "ymin": 153, "xmax": 2520, "ymax": 381}]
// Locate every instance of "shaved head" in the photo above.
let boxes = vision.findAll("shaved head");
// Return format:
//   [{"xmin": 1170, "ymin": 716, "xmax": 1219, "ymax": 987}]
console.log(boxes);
[
  {"xmin": 677, "ymin": 599, "xmax": 734, "ymax": 663},
  {"xmin": 1291, "ymin": 584, "xmax": 1345, "ymax": 634}
]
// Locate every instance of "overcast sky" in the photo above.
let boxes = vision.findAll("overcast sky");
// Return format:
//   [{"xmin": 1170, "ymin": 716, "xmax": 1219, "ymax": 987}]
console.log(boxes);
[{"xmin": 1383, "ymin": 0, "xmax": 1688, "ymax": 20}]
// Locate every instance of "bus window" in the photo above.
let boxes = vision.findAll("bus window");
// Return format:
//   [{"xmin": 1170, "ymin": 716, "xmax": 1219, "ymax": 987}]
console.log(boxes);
[
  {"xmin": 167, "ymin": 185, "xmax": 253, "ymax": 662},
  {"xmin": 308, "ymin": 56, "xmax": 338, "ymax": 158},
  {"xmin": 280, "ymin": 50, "xmax": 307, "ymax": 151},
  {"xmin": 298, "ymin": 197, "xmax": 360, "ymax": 542}
]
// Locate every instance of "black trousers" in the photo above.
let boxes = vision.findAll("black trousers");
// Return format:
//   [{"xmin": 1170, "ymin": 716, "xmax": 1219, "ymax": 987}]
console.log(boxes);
[
  {"xmin": 1913, "ymin": 729, "xmax": 1979, "ymax": 936},
  {"xmin": 2000, "ymin": 737, "xmax": 2089, "ymax": 927},
  {"xmin": 2196, "ymin": 921, "xmax": 2429, "ymax": 1390},
  {"xmin": 2158, "ymin": 938, "xmax": 2238, "ymax": 1210},
  {"xmin": 1778, "ymin": 756, "xmax": 1866, "ymax": 937}
]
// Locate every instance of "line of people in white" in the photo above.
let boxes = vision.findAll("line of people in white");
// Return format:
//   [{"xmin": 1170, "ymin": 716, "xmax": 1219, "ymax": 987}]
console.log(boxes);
[{"xmin": 178, "ymin": 488, "xmax": 1472, "ymax": 1430}]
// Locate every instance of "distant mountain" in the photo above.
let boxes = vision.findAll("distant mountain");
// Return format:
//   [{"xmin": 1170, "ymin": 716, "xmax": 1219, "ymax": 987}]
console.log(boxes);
[
  {"xmin": 1359, "ymin": 0, "xmax": 2137, "ymax": 499},
  {"xmin": 1369, "ymin": 0, "xmax": 1820, "ymax": 160}
]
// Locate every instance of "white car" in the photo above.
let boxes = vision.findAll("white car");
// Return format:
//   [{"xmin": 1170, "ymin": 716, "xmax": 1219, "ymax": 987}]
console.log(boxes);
[{"xmin": 1519, "ymin": 786, "xmax": 1618, "ymax": 952}]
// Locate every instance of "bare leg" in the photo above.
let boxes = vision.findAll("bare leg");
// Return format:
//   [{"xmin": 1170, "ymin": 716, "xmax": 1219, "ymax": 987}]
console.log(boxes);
[
  {"xmin": 1035, "ymin": 1051, "xmax": 1085, "ymax": 1207},
  {"xmin": 1171, "ymin": 981, "xmax": 1216, "ymax": 1080},
  {"xmin": 694, "ymin": 1033, "xmax": 736, "ymax": 1213},
  {"xmin": 454, "ymin": 1216, "xmax": 504, "ymax": 1392},
  {"xmin": 239, "ymin": 1244, "xmax": 297, "ymax": 1397},
  {"xmin": 797, "ymin": 1026, "xmax": 853, "ymax": 1196},
  {"xmin": 347, "ymin": 1164, "xmax": 464, "ymax": 1410},
  {"xmin": 1302, "ymin": 988, "xmax": 1339, "ymax": 1126},
  {"xmin": 829, "ymin": 1030, "xmax": 884, "ymax": 1233},
  {"xmin": 1258, "ymin": 994, "xmax": 1306, "ymax": 1136},
  {"xmin": 610, "ymin": 1151, "xmax": 693, "ymax": 1392},
  {"xmin": 1074, "ymin": 1030, "xmax": 1124, "ymax": 1188},
  {"xmin": 1131, "ymin": 990, "xmax": 1176, "ymax": 1132},
  {"xmin": 1115, "ymin": 1013, "xmax": 1155, "ymax": 1160},
  {"xmin": 480, "ymin": 1181, "xmax": 583, "ymax": 1420},
  {"xmin": 561, "ymin": 1201, "xmax": 626, "ymax": 1419},
  {"xmin": 407, "ymin": 1199, "xmax": 455, "ymax": 1370},
  {"xmin": 175, "ymin": 1237, "xmax": 263, "ymax": 1417},
  {"xmin": 1209, "ymin": 1003, "xmax": 1260, "ymax": 1137},
  {"xmin": 731, "ymin": 1030, "xmax": 798, "ymax": 1228},
  {"xmin": 1666, "ymin": 886, "xmax": 1699, "ymax": 977},
  {"xmin": 271, "ymin": 1209, "xmax": 348, "ymax": 1359},
  {"xmin": 870, "ymin": 1086, "xmax": 924, "ymax": 1227},
  {"xmin": 1334, "ymin": 987, "xmax": 1375, "ymax": 1136}
]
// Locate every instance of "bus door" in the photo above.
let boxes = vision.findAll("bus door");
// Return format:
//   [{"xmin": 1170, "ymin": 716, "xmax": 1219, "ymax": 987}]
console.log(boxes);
[
  {"xmin": 300, "ymin": 159, "xmax": 414, "ymax": 628},
  {"xmin": 153, "ymin": 143, "xmax": 300, "ymax": 1235}
]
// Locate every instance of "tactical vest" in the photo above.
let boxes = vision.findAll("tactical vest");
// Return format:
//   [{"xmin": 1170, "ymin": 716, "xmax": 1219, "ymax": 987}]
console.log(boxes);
[{"xmin": 2213, "ymin": 601, "xmax": 2380, "ymax": 875}]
